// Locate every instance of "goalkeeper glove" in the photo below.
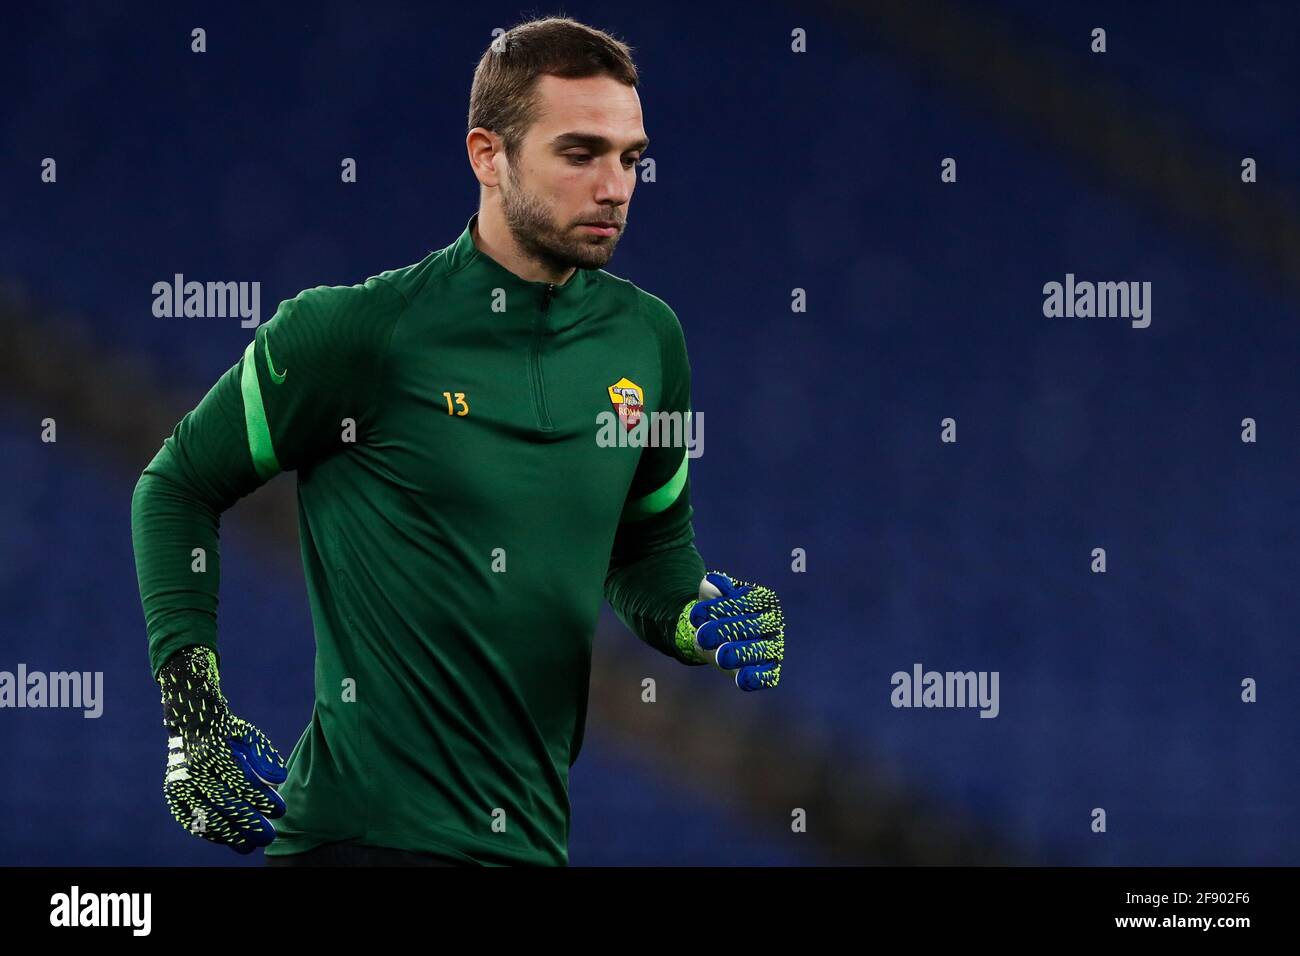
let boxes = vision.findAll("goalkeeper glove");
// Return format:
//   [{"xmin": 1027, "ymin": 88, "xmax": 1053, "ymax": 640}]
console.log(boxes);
[
  {"xmin": 675, "ymin": 571, "xmax": 785, "ymax": 690},
  {"xmin": 158, "ymin": 645, "xmax": 287, "ymax": 854}
]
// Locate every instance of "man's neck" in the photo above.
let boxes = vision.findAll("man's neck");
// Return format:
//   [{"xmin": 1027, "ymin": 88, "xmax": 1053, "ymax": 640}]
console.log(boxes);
[{"xmin": 473, "ymin": 207, "xmax": 576, "ymax": 286}]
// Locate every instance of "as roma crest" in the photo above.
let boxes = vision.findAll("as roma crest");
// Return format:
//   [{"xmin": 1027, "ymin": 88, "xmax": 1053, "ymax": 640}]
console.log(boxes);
[{"xmin": 607, "ymin": 377, "xmax": 644, "ymax": 432}]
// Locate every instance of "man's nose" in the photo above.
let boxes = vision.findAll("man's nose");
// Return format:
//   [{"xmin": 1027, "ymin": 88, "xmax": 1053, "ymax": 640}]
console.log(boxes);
[{"xmin": 593, "ymin": 156, "xmax": 633, "ymax": 205}]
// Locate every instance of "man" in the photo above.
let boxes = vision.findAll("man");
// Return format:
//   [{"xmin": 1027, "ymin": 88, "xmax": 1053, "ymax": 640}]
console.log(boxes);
[{"xmin": 131, "ymin": 16, "xmax": 785, "ymax": 867}]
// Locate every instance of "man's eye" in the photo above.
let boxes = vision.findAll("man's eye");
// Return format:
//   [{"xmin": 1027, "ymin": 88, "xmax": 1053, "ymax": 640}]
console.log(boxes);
[{"xmin": 564, "ymin": 153, "xmax": 640, "ymax": 167}]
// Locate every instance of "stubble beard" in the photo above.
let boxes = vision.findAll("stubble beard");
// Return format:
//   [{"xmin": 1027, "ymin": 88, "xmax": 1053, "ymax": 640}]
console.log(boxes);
[{"xmin": 500, "ymin": 164, "xmax": 623, "ymax": 275}]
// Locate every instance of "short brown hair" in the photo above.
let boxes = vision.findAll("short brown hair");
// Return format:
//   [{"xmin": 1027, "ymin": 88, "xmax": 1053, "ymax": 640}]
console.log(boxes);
[{"xmin": 468, "ymin": 17, "xmax": 639, "ymax": 161}]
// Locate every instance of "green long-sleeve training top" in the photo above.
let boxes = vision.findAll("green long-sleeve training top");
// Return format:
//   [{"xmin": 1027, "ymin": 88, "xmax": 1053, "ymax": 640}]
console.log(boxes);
[{"xmin": 131, "ymin": 212, "xmax": 707, "ymax": 865}]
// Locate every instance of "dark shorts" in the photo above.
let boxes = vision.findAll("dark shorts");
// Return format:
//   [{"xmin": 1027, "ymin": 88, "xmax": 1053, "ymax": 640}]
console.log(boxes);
[{"xmin": 264, "ymin": 841, "xmax": 466, "ymax": 866}]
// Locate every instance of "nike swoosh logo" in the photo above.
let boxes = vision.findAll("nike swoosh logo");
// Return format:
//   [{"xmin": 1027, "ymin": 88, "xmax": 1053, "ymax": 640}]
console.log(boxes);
[{"xmin": 262, "ymin": 331, "xmax": 287, "ymax": 384}]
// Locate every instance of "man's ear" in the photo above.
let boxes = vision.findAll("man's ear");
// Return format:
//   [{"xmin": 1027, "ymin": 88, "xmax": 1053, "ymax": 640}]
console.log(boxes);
[{"xmin": 466, "ymin": 127, "xmax": 504, "ymax": 188}]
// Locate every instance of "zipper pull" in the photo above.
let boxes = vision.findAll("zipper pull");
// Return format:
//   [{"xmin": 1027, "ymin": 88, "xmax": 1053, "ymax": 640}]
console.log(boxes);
[{"xmin": 541, "ymin": 283, "xmax": 555, "ymax": 312}]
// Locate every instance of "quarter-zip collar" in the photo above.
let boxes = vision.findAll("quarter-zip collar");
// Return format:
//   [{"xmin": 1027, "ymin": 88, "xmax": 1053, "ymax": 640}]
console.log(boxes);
[{"xmin": 447, "ymin": 212, "xmax": 590, "ymax": 307}]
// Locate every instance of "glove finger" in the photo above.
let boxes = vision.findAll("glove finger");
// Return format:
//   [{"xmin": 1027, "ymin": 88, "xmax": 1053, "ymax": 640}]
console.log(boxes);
[
  {"xmin": 163, "ymin": 781, "xmax": 210, "ymax": 838},
  {"xmin": 223, "ymin": 718, "xmax": 287, "ymax": 816},
  {"xmin": 196, "ymin": 783, "xmax": 279, "ymax": 852},
  {"xmin": 715, "ymin": 636, "xmax": 783, "ymax": 670},
  {"xmin": 168, "ymin": 777, "xmax": 274, "ymax": 852},
  {"xmin": 696, "ymin": 614, "xmax": 758, "ymax": 650},
  {"xmin": 692, "ymin": 579, "xmax": 781, "ymax": 626},
  {"xmin": 227, "ymin": 720, "xmax": 288, "ymax": 808},
  {"xmin": 690, "ymin": 592, "xmax": 754, "ymax": 628},
  {"xmin": 735, "ymin": 661, "xmax": 781, "ymax": 692},
  {"xmin": 229, "ymin": 720, "xmax": 288, "ymax": 784},
  {"xmin": 188, "ymin": 735, "xmax": 270, "ymax": 811},
  {"xmin": 700, "ymin": 572, "xmax": 745, "ymax": 599},
  {"xmin": 695, "ymin": 609, "xmax": 782, "ymax": 650},
  {"xmin": 228, "ymin": 742, "xmax": 288, "ymax": 819}
]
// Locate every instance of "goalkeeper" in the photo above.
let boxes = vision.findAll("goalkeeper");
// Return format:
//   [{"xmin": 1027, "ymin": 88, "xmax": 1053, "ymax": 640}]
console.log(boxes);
[{"xmin": 131, "ymin": 17, "xmax": 785, "ymax": 866}]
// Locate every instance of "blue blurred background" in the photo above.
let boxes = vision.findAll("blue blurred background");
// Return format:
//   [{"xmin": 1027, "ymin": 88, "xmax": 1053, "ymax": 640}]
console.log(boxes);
[{"xmin": 1, "ymin": 1, "xmax": 1297, "ymax": 865}]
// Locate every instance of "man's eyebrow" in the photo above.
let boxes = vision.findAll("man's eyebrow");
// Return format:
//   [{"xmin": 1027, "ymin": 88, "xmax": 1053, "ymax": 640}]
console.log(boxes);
[{"xmin": 551, "ymin": 132, "xmax": 649, "ymax": 152}]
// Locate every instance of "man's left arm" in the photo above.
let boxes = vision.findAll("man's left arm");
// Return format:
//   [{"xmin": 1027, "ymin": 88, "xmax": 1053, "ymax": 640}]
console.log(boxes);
[
  {"xmin": 603, "ymin": 295, "xmax": 785, "ymax": 691},
  {"xmin": 605, "ymin": 453, "xmax": 707, "ymax": 665}
]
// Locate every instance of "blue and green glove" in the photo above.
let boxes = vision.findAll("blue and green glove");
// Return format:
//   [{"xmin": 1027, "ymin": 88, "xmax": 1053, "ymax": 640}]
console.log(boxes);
[
  {"xmin": 158, "ymin": 645, "xmax": 288, "ymax": 853},
  {"xmin": 675, "ymin": 571, "xmax": 785, "ymax": 690}
]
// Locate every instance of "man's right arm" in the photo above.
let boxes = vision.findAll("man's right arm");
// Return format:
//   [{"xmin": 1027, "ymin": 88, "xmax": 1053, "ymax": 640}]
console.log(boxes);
[
  {"xmin": 131, "ymin": 358, "xmax": 263, "ymax": 681},
  {"xmin": 131, "ymin": 278, "xmax": 401, "ymax": 679}
]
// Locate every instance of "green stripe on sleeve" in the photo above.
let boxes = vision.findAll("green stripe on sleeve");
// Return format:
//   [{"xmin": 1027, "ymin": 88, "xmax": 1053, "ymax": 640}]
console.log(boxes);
[
  {"xmin": 621, "ymin": 449, "xmax": 688, "ymax": 523},
  {"xmin": 240, "ymin": 339, "xmax": 282, "ymax": 480}
]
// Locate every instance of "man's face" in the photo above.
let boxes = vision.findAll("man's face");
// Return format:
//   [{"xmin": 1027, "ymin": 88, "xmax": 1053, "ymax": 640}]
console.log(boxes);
[{"xmin": 499, "ymin": 73, "xmax": 646, "ymax": 274}]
